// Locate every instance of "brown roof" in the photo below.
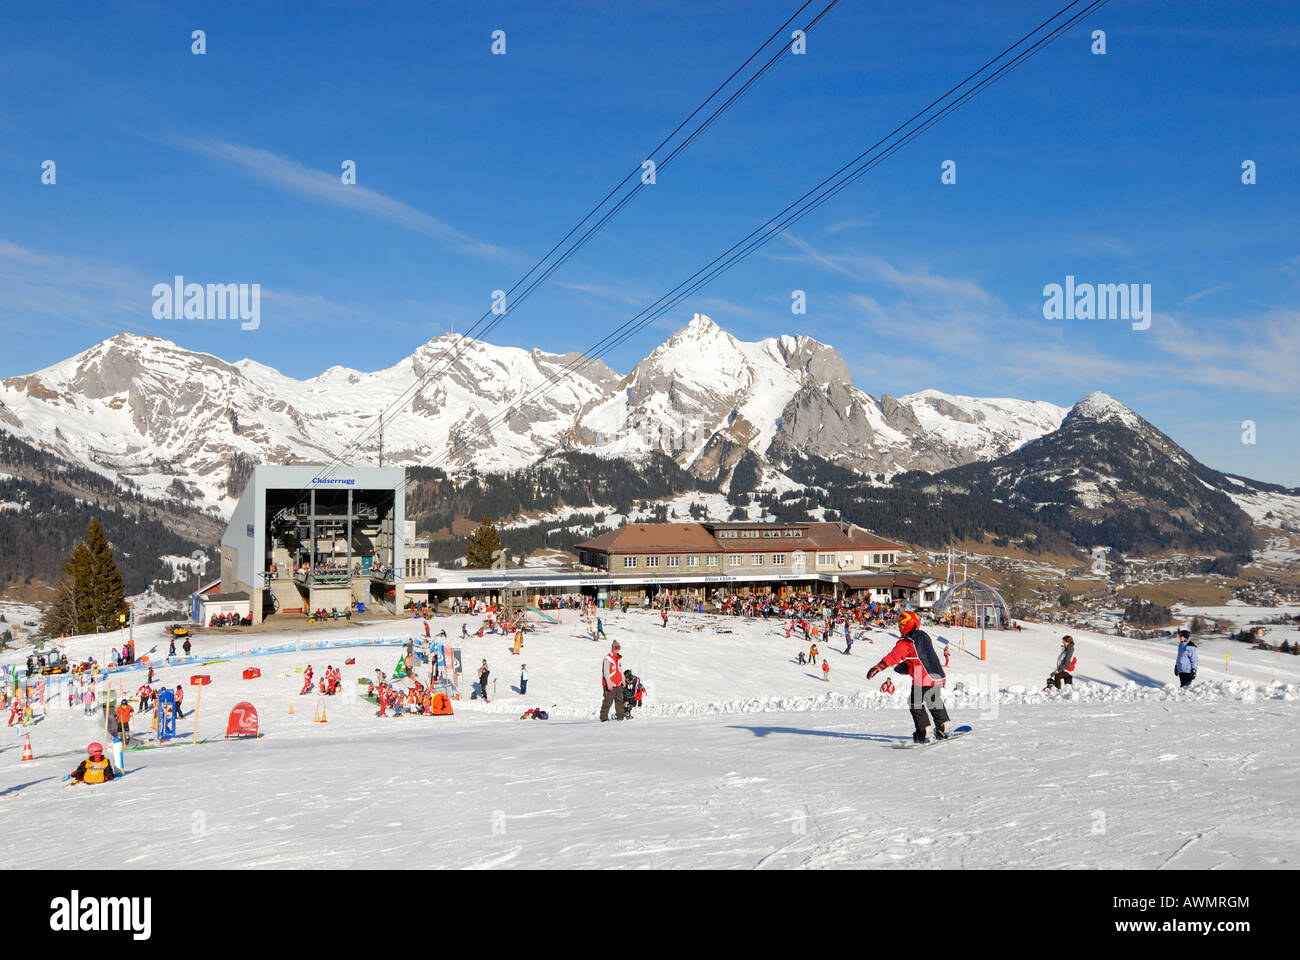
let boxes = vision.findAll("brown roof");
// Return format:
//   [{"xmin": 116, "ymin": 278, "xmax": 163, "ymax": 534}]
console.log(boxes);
[
  {"xmin": 841, "ymin": 572, "xmax": 934, "ymax": 591},
  {"xmin": 577, "ymin": 521, "xmax": 903, "ymax": 555},
  {"xmin": 575, "ymin": 523, "xmax": 722, "ymax": 554},
  {"xmin": 801, "ymin": 522, "xmax": 904, "ymax": 551}
]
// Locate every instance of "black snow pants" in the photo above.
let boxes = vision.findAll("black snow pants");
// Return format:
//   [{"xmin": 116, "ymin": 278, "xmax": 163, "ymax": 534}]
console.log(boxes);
[{"xmin": 909, "ymin": 684, "xmax": 950, "ymax": 738}]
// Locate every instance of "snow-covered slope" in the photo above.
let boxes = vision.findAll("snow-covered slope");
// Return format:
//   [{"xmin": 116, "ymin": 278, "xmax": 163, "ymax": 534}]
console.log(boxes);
[{"xmin": 3, "ymin": 606, "xmax": 1296, "ymax": 868}]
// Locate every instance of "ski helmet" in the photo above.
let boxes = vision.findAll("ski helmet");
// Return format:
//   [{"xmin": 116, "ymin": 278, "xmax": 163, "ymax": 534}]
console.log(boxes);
[
  {"xmin": 87, "ymin": 742, "xmax": 104, "ymax": 757},
  {"xmin": 898, "ymin": 611, "xmax": 920, "ymax": 636}
]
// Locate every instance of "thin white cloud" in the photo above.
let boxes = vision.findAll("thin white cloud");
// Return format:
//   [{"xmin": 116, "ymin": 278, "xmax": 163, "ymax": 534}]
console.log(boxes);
[
  {"xmin": 1180, "ymin": 283, "xmax": 1233, "ymax": 305},
  {"xmin": 174, "ymin": 138, "xmax": 516, "ymax": 263}
]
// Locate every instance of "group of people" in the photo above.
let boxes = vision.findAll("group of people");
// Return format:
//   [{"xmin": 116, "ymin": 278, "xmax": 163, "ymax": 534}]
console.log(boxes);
[
  {"xmin": 307, "ymin": 607, "xmax": 352, "ymax": 622},
  {"xmin": 299, "ymin": 664, "xmax": 344, "ymax": 695},
  {"xmin": 207, "ymin": 613, "xmax": 249, "ymax": 627}
]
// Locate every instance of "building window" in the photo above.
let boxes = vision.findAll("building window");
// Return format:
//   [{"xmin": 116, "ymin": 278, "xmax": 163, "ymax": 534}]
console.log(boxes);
[
  {"xmin": 624, "ymin": 556, "xmax": 638, "ymax": 568},
  {"xmin": 728, "ymin": 555, "xmax": 742, "ymax": 567},
  {"xmin": 752, "ymin": 554, "xmax": 764, "ymax": 566},
  {"xmin": 844, "ymin": 555, "xmax": 853, "ymax": 566},
  {"xmin": 785, "ymin": 529, "xmax": 803, "ymax": 537},
  {"xmin": 706, "ymin": 556, "xmax": 719, "ymax": 567},
  {"xmin": 719, "ymin": 530, "xmax": 737, "ymax": 539},
  {"xmin": 646, "ymin": 555, "xmax": 660, "ymax": 568},
  {"xmin": 886, "ymin": 553, "xmax": 894, "ymax": 564},
  {"xmin": 686, "ymin": 555, "xmax": 699, "ymax": 567},
  {"xmin": 666, "ymin": 555, "xmax": 680, "ymax": 568},
  {"xmin": 772, "ymin": 553, "xmax": 784, "ymax": 565},
  {"xmin": 817, "ymin": 553, "xmax": 834, "ymax": 566}
]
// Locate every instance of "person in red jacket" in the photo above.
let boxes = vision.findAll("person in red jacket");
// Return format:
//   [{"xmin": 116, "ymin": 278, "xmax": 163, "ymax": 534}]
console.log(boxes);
[
  {"xmin": 600, "ymin": 640, "xmax": 626, "ymax": 722},
  {"xmin": 867, "ymin": 610, "xmax": 951, "ymax": 744},
  {"xmin": 300, "ymin": 665, "xmax": 314, "ymax": 696}
]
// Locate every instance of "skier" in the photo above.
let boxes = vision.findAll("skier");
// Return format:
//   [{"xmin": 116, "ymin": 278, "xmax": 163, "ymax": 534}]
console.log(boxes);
[
  {"xmin": 300, "ymin": 665, "xmax": 314, "ymax": 696},
  {"xmin": 1174, "ymin": 630, "xmax": 1198, "ymax": 688},
  {"xmin": 867, "ymin": 610, "xmax": 950, "ymax": 744},
  {"xmin": 809, "ymin": 643, "xmax": 819, "ymax": 665},
  {"xmin": 797, "ymin": 650, "xmax": 807, "ymax": 665},
  {"xmin": 69, "ymin": 742, "xmax": 117, "ymax": 784},
  {"xmin": 660, "ymin": 608, "xmax": 669, "ymax": 629},
  {"xmin": 520, "ymin": 664, "xmax": 528, "ymax": 696},
  {"xmin": 1047, "ymin": 636, "xmax": 1076, "ymax": 691},
  {"xmin": 114, "ymin": 699, "xmax": 133, "ymax": 740},
  {"xmin": 600, "ymin": 640, "xmax": 626, "ymax": 722}
]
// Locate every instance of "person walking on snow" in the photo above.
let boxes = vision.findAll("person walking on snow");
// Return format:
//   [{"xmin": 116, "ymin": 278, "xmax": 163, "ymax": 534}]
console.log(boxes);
[
  {"xmin": 822, "ymin": 659, "xmax": 831, "ymax": 682},
  {"xmin": 1047, "ymin": 636, "xmax": 1076, "ymax": 690},
  {"xmin": 477, "ymin": 660, "xmax": 490, "ymax": 702},
  {"xmin": 520, "ymin": 664, "xmax": 528, "ymax": 696},
  {"xmin": 660, "ymin": 608, "xmax": 669, "ymax": 629},
  {"xmin": 300, "ymin": 665, "xmax": 314, "ymax": 696},
  {"xmin": 115, "ymin": 699, "xmax": 133, "ymax": 740},
  {"xmin": 809, "ymin": 643, "xmax": 819, "ymax": 665},
  {"xmin": 867, "ymin": 610, "xmax": 950, "ymax": 744},
  {"xmin": 174, "ymin": 684, "xmax": 185, "ymax": 719},
  {"xmin": 597, "ymin": 617, "xmax": 606, "ymax": 640},
  {"xmin": 1175, "ymin": 630, "xmax": 1198, "ymax": 688},
  {"xmin": 600, "ymin": 640, "xmax": 626, "ymax": 722}
]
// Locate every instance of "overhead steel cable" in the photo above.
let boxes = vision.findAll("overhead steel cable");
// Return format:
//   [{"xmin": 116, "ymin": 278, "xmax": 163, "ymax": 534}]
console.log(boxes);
[
  {"xmin": 403, "ymin": 0, "xmax": 1109, "ymax": 485},
  {"xmin": 311, "ymin": 0, "xmax": 841, "ymax": 484}
]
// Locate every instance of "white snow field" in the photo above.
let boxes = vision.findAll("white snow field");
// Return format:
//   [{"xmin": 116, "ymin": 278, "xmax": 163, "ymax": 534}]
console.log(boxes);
[{"xmin": 3, "ymin": 608, "xmax": 1298, "ymax": 869}]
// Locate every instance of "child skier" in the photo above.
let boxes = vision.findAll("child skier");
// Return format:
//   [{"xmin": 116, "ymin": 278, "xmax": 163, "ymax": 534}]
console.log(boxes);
[
  {"xmin": 1174, "ymin": 630, "xmax": 1198, "ymax": 688},
  {"xmin": 69, "ymin": 742, "xmax": 118, "ymax": 784},
  {"xmin": 822, "ymin": 659, "xmax": 831, "ymax": 682},
  {"xmin": 867, "ymin": 611, "xmax": 950, "ymax": 744}
]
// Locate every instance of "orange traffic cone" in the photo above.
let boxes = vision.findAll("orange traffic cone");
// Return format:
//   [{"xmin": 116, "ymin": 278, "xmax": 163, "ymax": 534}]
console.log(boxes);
[
  {"xmin": 314, "ymin": 699, "xmax": 327, "ymax": 723},
  {"xmin": 20, "ymin": 733, "xmax": 33, "ymax": 761},
  {"xmin": 288, "ymin": 703, "xmax": 294, "ymax": 716}
]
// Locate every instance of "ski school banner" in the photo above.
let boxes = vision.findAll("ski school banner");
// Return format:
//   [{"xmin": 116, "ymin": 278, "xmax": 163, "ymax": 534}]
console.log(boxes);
[{"xmin": 99, "ymin": 636, "xmax": 415, "ymax": 677}]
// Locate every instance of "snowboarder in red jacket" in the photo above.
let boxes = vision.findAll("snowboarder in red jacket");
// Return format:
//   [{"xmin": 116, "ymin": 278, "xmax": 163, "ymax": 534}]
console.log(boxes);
[{"xmin": 867, "ymin": 611, "xmax": 951, "ymax": 744}]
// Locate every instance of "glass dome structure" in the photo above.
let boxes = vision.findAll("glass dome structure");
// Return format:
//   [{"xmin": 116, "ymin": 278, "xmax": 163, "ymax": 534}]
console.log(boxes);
[{"xmin": 931, "ymin": 579, "xmax": 1011, "ymax": 628}]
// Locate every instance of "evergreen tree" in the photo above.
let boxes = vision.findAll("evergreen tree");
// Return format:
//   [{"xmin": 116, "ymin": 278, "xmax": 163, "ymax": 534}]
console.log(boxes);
[
  {"xmin": 464, "ymin": 516, "xmax": 503, "ymax": 569},
  {"xmin": 84, "ymin": 519, "xmax": 127, "ymax": 631}
]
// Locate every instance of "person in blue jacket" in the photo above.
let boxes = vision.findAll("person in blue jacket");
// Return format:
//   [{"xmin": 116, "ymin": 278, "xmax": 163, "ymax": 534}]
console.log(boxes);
[{"xmin": 1175, "ymin": 630, "xmax": 1198, "ymax": 688}]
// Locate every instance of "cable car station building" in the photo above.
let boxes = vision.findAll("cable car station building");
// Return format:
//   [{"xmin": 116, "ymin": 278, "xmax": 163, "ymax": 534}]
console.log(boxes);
[{"xmin": 219, "ymin": 465, "xmax": 407, "ymax": 624}]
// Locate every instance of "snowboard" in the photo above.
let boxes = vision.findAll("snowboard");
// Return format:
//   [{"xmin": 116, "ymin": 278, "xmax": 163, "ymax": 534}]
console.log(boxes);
[{"xmin": 891, "ymin": 724, "xmax": 972, "ymax": 749}]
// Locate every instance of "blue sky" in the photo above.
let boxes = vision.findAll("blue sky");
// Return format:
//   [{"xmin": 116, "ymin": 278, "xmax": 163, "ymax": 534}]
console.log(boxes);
[{"xmin": 3, "ymin": 0, "xmax": 1298, "ymax": 484}]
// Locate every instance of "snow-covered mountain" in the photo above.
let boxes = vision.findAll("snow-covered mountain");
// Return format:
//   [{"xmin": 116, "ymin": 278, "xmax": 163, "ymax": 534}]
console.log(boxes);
[
  {"xmin": 914, "ymin": 391, "xmax": 1267, "ymax": 555},
  {"xmin": 0, "ymin": 315, "xmax": 1070, "ymax": 516}
]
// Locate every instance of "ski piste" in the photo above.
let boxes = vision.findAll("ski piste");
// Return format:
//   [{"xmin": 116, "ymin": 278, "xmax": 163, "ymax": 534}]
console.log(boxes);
[{"xmin": 892, "ymin": 724, "xmax": 973, "ymax": 749}]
